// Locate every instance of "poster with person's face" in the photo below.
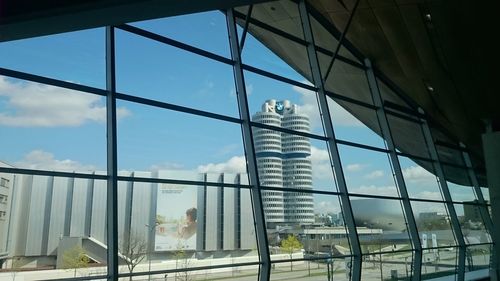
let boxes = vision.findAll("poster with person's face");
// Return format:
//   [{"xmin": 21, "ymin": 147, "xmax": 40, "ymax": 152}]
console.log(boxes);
[{"xmin": 155, "ymin": 184, "xmax": 198, "ymax": 251}]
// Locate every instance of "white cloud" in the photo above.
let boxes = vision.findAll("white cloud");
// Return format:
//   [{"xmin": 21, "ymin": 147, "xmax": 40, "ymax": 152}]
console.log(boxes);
[
  {"xmin": 349, "ymin": 185, "xmax": 397, "ymax": 197},
  {"xmin": 402, "ymin": 165, "xmax": 436, "ymax": 183},
  {"xmin": 346, "ymin": 163, "xmax": 365, "ymax": 172},
  {"xmin": 291, "ymin": 81, "xmax": 363, "ymax": 130},
  {"xmin": 197, "ymin": 156, "xmax": 247, "ymax": 174},
  {"xmin": 364, "ymin": 170, "xmax": 384, "ymax": 179},
  {"xmin": 315, "ymin": 200, "xmax": 341, "ymax": 214},
  {"xmin": 310, "ymin": 146, "xmax": 334, "ymax": 180},
  {"xmin": 0, "ymin": 76, "xmax": 130, "ymax": 127},
  {"xmin": 15, "ymin": 150, "xmax": 96, "ymax": 171}
]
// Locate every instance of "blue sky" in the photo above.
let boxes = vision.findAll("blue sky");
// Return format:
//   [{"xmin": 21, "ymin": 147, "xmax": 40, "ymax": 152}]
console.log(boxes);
[{"xmin": 0, "ymin": 11, "xmax": 478, "ymax": 216}]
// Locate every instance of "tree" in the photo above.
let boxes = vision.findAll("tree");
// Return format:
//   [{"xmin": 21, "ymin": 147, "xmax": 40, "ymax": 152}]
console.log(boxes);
[
  {"xmin": 61, "ymin": 245, "xmax": 89, "ymax": 277},
  {"xmin": 173, "ymin": 240, "xmax": 193, "ymax": 281},
  {"xmin": 119, "ymin": 233, "xmax": 148, "ymax": 281},
  {"xmin": 280, "ymin": 235, "xmax": 303, "ymax": 271}
]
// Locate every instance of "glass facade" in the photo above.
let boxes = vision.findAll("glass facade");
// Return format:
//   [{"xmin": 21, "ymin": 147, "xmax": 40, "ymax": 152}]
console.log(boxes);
[{"xmin": 0, "ymin": 1, "xmax": 494, "ymax": 280}]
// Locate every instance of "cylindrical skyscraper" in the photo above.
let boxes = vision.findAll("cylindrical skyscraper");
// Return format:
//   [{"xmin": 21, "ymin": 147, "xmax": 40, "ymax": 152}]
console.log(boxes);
[{"xmin": 252, "ymin": 100, "xmax": 314, "ymax": 227}]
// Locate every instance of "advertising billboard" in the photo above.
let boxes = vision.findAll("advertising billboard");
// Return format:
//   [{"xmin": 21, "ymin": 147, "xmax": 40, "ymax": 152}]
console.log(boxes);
[{"xmin": 154, "ymin": 184, "xmax": 199, "ymax": 251}]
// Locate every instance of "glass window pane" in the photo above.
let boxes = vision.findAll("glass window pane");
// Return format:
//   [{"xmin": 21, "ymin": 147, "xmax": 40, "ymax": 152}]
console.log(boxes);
[
  {"xmin": 0, "ymin": 29, "xmax": 105, "ymax": 89},
  {"xmin": 115, "ymin": 29, "xmax": 239, "ymax": 117},
  {"xmin": 437, "ymin": 145, "xmax": 466, "ymax": 167},
  {"xmin": 266, "ymin": 192, "xmax": 351, "ymax": 261},
  {"xmin": 411, "ymin": 201, "xmax": 457, "ymax": 246},
  {"xmin": 245, "ymin": 70, "xmax": 325, "ymax": 136},
  {"xmin": 377, "ymin": 78, "xmax": 412, "ymax": 110},
  {"xmin": 119, "ymin": 181, "xmax": 258, "ymax": 275},
  {"xmin": 117, "ymin": 101, "xmax": 248, "ymax": 183},
  {"xmin": 252, "ymin": 127, "xmax": 337, "ymax": 193},
  {"xmin": 480, "ymin": 187, "xmax": 490, "ymax": 203},
  {"xmin": 321, "ymin": 57, "xmax": 374, "ymax": 105},
  {"xmin": 311, "ymin": 14, "xmax": 361, "ymax": 63},
  {"xmin": 270, "ymin": 257, "xmax": 353, "ymax": 281},
  {"xmin": 350, "ymin": 197, "xmax": 412, "ymax": 254},
  {"xmin": 0, "ymin": 76, "xmax": 107, "ymax": 173},
  {"xmin": 130, "ymin": 11, "xmax": 230, "ymax": 58},
  {"xmin": 387, "ymin": 113, "xmax": 430, "ymax": 159},
  {"xmin": 329, "ymin": 98, "xmax": 386, "ymax": 149},
  {"xmin": 236, "ymin": 1, "xmax": 312, "ymax": 82},
  {"xmin": 0, "ymin": 173, "xmax": 108, "ymax": 279},
  {"xmin": 454, "ymin": 203, "xmax": 492, "ymax": 245},
  {"xmin": 443, "ymin": 165, "xmax": 477, "ymax": 202},
  {"xmin": 421, "ymin": 246, "xmax": 458, "ymax": 280},
  {"xmin": 399, "ymin": 157, "xmax": 443, "ymax": 200},
  {"xmin": 361, "ymin": 251, "xmax": 413, "ymax": 280},
  {"xmin": 466, "ymin": 244, "xmax": 492, "ymax": 272},
  {"xmin": 338, "ymin": 145, "xmax": 399, "ymax": 197}
]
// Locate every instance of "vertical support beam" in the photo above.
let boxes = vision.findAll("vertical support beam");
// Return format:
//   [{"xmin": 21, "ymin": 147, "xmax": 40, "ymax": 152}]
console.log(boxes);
[
  {"xmin": 226, "ymin": 9, "xmax": 271, "ymax": 281},
  {"xmin": 106, "ymin": 26, "xmax": 119, "ymax": 281},
  {"xmin": 364, "ymin": 59, "xmax": 422, "ymax": 280},
  {"xmin": 482, "ymin": 130, "xmax": 500, "ymax": 280},
  {"xmin": 298, "ymin": 1, "xmax": 362, "ymax": 280},
  {"xmin": 420, "ymin": 109, "xmax": 465, "ymax": 281},
  {"xmin": 463, "ymin": 143, "xmax": 498, "ymax": 278}
]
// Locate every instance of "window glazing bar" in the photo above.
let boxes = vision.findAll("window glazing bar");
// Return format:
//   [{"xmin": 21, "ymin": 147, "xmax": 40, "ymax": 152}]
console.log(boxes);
[
  {"xmin": 298, "ymin": 1, "xmax": 362, "ymax": 280},
  {"xmin": 420, "ymin": 108, "xmax": 466, "ymax": 281},
  {"xmin": 322, "ymin": 0, "xmax": 361, "ymax": 82},
  {"xmin": 226, "ymin": 8, "xmax": 271, "ymax": 281},
  {"xmin": 105, "ymin": 26, "xmax": 119, "ymax": 281},
  {"xmin": 461, "ymin": 145, "xmax": 497, "ymax": 272},
  {"xmin": 0, "ymin": 67, "xmax": 107, "ymax": 96},
  {"xmin": 365, "ymin": 59, "xmax": 422, "ymax": 280},
  {"xmin": 239, "ymin": 4, "xmax": 253, "ymax": 50}
]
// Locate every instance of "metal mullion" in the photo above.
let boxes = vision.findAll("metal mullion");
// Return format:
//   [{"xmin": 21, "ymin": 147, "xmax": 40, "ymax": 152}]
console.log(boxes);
[
  {"xmin": 298, "ymin": 2, "xmax": 362, "ymax": 280},
  {"xmin": 365, "ymin": 59, "xmax": 422, "ymax": 281},
  {"xmin": 335, "ymin": 138, "xmax": 390, "ymax": 153},
  {"xmin": 322, "ymin": 0, "xmax": 361, "ymax": 82},
  {"xmin": 0, "ymin": 67, "xmax": 107, "ymax": 96},
  {"xmin": 116, "ymin": 92, "xmax": 242, "ymax": 124},
  {"xmin": 117, "ymin": 24, "xmax": 233, "ymax": 65},
  {"xmin": 118, "ymin": 261, "xmax": 262, "ymax": 279},
  {"xmin": 46, "ymin": 275, "xmax": 109, "ymax": 281},
  {"xmin": 361, "ymin": 248, "xmax": 415, "ymax": 257},
  {"xmin": 348, "ymin": 192, "xmax": 402, "ymax": 201},
  {"xmin": 409, "ymin": 197, "xmax": 453, "ymax": 204},
  {"xmin": 303, "ymin": 1, "xmax": 364, "ymax": 62},
  {"xmin": 0, "ymin": 167, "xmax": 108, "ymax": 180},
  {"xmin": 105, "ymin": 26, "xmax": 119, "ymax": 281},
  {"xmin": 226, "ymin": 9, "xmax": 270, "ymax": 281},
  {"xmin": 242, "ymin": 63, "xmax": 317, "ymax": 91},
  {"xmin": 259, "ymin": 185, "xmax": 341, "ymax": 196},
  {"xmin": 250, "ymin": 121, "xmax": 327, "ymax": 141},
  {"xmin": 384, "ymin": 108, "xmax": 423, "ymax": 124},
  {"xmin": 271, "ymin": 254, "xmax": 352, "ymax": 264},
  {"xmin": 233, "ymin": 8, "xmax": 364, "ymax": 69},
  {"xmin": 461, "ymin": 146, "xmax": 497, "ymax": 271},
  {"xmin": 239, "ymin": 5, "xmax": 253, "ymax": 50},
  {"xmin": 232, "ymin": 9, "xmax": 307, "ymax": 46},
  {"xmin": 325, "ymin": 89, "xmax": 378, "ymax": 110},
  {"xmin": 117, "ymin": 175, "xmax": 251, "ymax": 189},
  {"xmin": 396, "ymin": 151, "xmax": 434, "ymax": 163},
  {"xmin": 383, "ymin": 101, "xmax": 423, "ymax": 119},
  {"xmin": 420, "ymin": 108, "xmax": 466, "ymax": 281},
  {"xmin": 315, "ymin": 46, "xmax": 365, "ymax": 69}
]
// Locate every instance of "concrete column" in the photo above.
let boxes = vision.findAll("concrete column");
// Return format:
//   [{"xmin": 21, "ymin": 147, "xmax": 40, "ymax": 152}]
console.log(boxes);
[{"xmin": 482, "ymin": 130, "xmax": 500, "ymax": 279}]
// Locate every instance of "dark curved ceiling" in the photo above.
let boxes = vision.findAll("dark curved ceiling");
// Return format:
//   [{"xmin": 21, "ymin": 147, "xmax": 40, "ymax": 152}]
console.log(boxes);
[
  {"xmin": 0, "ymin": 0, "xmax": 496, "ymax": 185},
  {"xmin": 308, "ymin": 0, "xmax": 499, "ymax": 184}
]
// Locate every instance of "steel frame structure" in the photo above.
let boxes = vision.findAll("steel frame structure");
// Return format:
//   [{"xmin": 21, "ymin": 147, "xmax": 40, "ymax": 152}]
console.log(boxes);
[{"xmin": 0, "ymin": 0, "xmax": 494, "ymax": 280}]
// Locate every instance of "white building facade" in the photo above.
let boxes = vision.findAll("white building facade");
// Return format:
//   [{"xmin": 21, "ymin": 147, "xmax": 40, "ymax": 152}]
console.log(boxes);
[{"xmin": 253, "ymin": 100, "xmax": 314, "ymax": 226}]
